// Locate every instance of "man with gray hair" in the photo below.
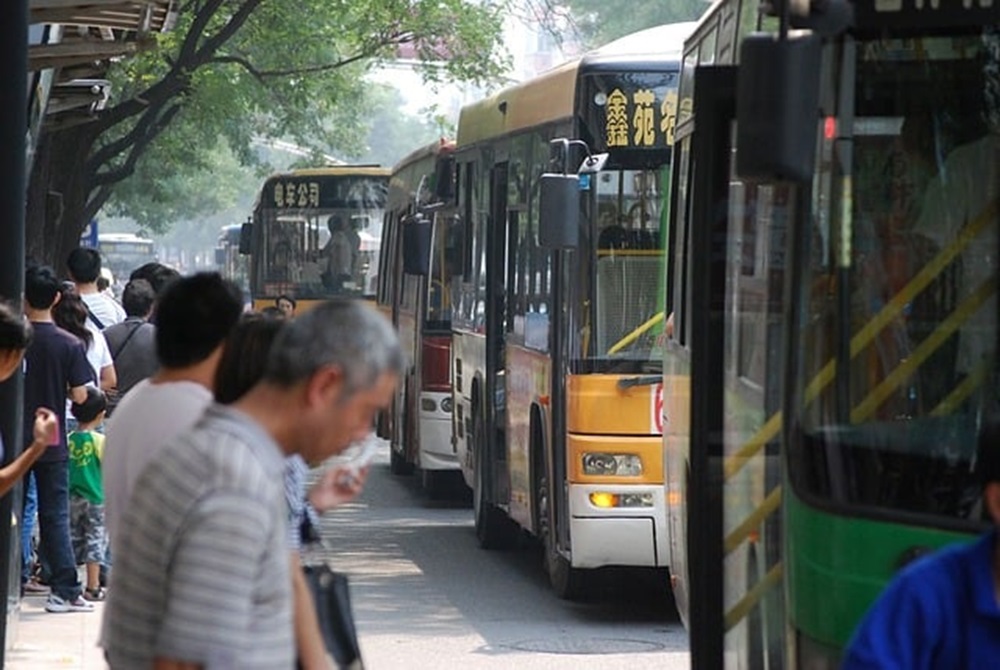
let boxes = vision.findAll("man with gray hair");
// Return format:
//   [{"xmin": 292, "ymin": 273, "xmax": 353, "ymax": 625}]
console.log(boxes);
[{"xmin": 102, "ymin": 300, "xmax": 404, "ymax": 669}]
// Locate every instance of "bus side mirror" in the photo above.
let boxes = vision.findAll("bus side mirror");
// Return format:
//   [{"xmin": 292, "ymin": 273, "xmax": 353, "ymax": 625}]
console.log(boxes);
[
  {"xmin": 402, "ymin": 215, "xmax": 432, "ymax": 276},
  {"xmin": 434, "ymin": 155, "xmax": 456, "ymax": 204},
  {"xmin": 736, "ymin": 31, "xmax": 822, "ymax": 183},
  {"xmin": 238, "ymin": 222, "xmax": 253, "ymax": 255},
  {"xmin": 539, "ymin": 174, "xmax": 579, "ymax": 249}
]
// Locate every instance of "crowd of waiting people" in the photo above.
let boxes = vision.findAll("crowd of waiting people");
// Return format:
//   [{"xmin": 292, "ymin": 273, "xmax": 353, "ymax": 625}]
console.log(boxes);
[
  {"xmin": 1, "ymin": 241, "xmax": 997, "ymax": 667},
  {"xmin": 3, "ymin": 247, "xmax": 402, "ymax": 668}
]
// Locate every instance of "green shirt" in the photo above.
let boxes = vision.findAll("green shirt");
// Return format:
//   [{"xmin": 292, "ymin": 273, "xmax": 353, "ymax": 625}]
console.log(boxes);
[{"xmin": 68, "ymin": 430, "xmax": 104, "ymax": 504}]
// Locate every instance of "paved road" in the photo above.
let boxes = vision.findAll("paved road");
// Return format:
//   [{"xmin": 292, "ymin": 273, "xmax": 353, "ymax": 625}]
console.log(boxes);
[{"xmin": 315, "ymin": 440, "xmax": 690, "ymax": 669}]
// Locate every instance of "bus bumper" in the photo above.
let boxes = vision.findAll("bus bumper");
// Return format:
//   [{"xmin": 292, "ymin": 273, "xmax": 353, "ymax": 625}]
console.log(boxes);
[
  {"xmin": 418, "ymin": 391, "xmax": 458, "ymax": 471},
  {"xmin": 568, "ymin": 484, "xmax": 667, "ymax": 569}
]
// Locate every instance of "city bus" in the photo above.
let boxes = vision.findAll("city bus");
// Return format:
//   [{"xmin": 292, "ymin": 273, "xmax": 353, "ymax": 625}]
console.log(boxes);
[
  {"xmin": 97, "ymin": 232, "xmax": 157, "ymax": 285},
  {"xmin": 377, "ymin": 140, "xmax": 461, "ymax": 496},
  {"xmin": 449, "ymin": 22, "xmax": 695, "ymax": 598},
  {"xmin": 663, "ymin": 1, "xmax": 998, "ymax": 667},
  {"xmin": 242, "ymin": 166, "xmax": 389, "ymax": 312}
]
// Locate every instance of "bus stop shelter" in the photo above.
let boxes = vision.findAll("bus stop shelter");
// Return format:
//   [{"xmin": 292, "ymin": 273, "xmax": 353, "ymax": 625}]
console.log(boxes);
[{"xmin": 0, "ymin": 1, "xmax": 175, "ymax": 662}]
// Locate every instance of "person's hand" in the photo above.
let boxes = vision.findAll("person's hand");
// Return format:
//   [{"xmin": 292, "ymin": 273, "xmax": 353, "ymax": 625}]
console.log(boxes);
[
  {"xmin": 32, "ymin": 408, "xmax": 58, "ymax": 447},
  {"xmin": 307, "ymin": 465, "xmax": 369, "ymax": 513}
]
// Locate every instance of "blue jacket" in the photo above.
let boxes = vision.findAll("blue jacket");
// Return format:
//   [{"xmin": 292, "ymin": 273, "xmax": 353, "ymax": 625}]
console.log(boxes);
[{"xmin": 843, "ymin": 529, "xmax": 1000, "ymax": 669}]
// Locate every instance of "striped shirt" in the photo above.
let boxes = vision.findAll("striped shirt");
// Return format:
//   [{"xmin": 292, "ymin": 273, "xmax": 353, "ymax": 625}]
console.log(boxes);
[{"xmin": 101, "ymin": 404, "xmax": 293, "ymax": 670}]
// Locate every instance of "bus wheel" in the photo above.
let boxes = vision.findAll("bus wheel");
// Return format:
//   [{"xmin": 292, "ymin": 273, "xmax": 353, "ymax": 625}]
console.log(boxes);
[
  {"xmin": 390, "ymin": 389, "xmax": 415, "ymax": 476},
  {"xmin": 473, "ymin": 415, "xmax": 513, "ymax": 549},
  {"xmin": 537, "ymin": 470, "xmax": 584, "ymax": 599}
]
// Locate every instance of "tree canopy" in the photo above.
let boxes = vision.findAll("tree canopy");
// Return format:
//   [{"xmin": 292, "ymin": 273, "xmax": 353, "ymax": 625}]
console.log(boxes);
[
  {"xmin": 28, "ymin": 0, "xmax": 509, "ymax": 265},
  {"xmin": 563, "ymin": 0, "xmax": 707, "ymax": 49}
]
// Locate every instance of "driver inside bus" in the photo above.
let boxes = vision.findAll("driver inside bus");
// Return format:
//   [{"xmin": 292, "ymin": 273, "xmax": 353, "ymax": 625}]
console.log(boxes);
[{"xmin": 319, "ymin": 214, "xmax": 360, "ymax": 290}]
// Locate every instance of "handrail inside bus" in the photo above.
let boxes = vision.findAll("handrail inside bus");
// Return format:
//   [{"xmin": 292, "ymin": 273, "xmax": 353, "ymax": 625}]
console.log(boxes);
[
  {"xmin": 722, "ymin": 197, "xmax": 998, "ymax": 483},
  {"xmin": 607, "ymin": 311, "xmax": 665, "ymax": 355}
]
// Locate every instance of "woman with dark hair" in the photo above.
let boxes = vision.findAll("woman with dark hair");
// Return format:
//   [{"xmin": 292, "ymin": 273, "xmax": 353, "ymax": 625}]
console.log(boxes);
[
  {"xmin": 53, "ymin": 284, "xmax": 116, "ymax": 393},
  {"xmin": 0, "ymin": 302, "xmax": 58, "ymax": 495}
]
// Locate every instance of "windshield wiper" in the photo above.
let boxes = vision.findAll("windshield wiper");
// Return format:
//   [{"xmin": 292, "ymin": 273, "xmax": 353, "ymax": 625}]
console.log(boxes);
[{"xmin": 617, "ymin": 375, "xmax": 661, "ymax": 390}]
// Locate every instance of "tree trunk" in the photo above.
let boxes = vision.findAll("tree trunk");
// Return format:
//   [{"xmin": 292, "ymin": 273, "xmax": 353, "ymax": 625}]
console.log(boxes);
[{"xmin": 26, "ymin": 125, "xmax": 101, "ymax": 273}]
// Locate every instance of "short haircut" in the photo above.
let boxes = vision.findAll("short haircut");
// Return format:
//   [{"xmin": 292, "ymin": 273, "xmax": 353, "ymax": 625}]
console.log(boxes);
[
  {"xmin": 979, "ymin": 413, "xmax": 1000, "ymax": 486},
  {"xmin": 214, "ymin": 315, "xmax": 285, "ymax": 404},
  {"xmin": 122, "ymin": 279, "xmax": 156, "ymax": 318},
  {"xmin": 276, "ymin": 294, "xmax": 297, "ymax": 309},
  {"xmin": 0, "ymin": 301, "xmax": 32, "ymax": 350},
  {"xmin": 71, "ymin": 386, "xmax": 107, "ymax": 424},
  {"xmin": 129, "ymin": 262, "xmax": 180, "ymax": 297},
  {"xmin": 264, "ymin": 299, "xmax": 405, "ymax": 396},
  {"xmin": 66, "ymin": 247, "xmax": 102, "ymax": 283},
  {"xmin": 24, "ymin": 265, "xmax": 61, "ymax": 310},
  {"xmin": 154, "ymin": 272, "xmax": 243, "ymax": 368}
]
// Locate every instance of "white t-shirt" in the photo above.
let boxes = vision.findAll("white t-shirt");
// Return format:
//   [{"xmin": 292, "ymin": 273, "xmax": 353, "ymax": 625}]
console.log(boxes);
[
  {"xmin": 81, "ymin": 291, "xmax": 126, "ymax": 329},
  {"xmin": 84, "ymin": 321, "xmax": 113, "ymax": 382},
  {"xmin": 103, "ymin": 379, "xmax": 213, "ymax": 540}
]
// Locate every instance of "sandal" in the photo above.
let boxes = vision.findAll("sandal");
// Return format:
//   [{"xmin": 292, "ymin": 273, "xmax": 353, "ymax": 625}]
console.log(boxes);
[{"xmin": 83, "ymin": 587, "xmax": 106, "ymax": 602}]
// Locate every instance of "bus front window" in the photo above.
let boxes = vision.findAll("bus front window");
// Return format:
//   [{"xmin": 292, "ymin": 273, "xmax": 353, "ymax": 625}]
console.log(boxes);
[
  {"xmin": 792, "ymin": 30, "xmax": 999, "ymax": 524},
  {"xmin": 589, "ymin": 168, "xmax": 666, "ymax": 368},
  {"xmin": 259, "ymin": 206, "xmax": 383, "ymax": 299}
]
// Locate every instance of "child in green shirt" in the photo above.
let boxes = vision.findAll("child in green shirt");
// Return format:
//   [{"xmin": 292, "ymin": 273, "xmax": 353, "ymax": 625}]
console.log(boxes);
[{"xmin": 68, "ymin": 387, "xmax": 107, "ymax": 601}]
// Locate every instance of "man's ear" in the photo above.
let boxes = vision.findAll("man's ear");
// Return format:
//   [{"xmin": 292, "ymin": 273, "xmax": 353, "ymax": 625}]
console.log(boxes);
[
  {"xmin": 984, "ymin": 482, "xmax": 1000, "ymax": 525},
  {"xmin": 305, "ymin": 365, "xmax": 344, "ymax": 409}
]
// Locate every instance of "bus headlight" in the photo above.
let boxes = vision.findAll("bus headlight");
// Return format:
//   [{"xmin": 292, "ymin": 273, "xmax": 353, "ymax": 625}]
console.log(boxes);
[
  {"xmin": 582, "ymin": 453, "xmax": 643, "ymax": 476},
  {"xmin": 589, "ymin": 492, "xmax": 655, "ymax": 508}
]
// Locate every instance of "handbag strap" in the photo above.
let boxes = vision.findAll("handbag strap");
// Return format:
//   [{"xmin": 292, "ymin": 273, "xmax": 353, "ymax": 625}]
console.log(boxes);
[{"xmin": 110, "ymin": 320, "xmax": 143, "ymax": 360}]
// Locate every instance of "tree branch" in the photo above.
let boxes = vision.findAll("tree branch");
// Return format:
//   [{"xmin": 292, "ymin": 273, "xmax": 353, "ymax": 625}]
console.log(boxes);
[
  {"xmin": 90, "ymin": 104, "xmax": 183, "ymax": 192},
  {"xmin": 209, "ymin": 31, "xmax": 415, "ymax": 82}
]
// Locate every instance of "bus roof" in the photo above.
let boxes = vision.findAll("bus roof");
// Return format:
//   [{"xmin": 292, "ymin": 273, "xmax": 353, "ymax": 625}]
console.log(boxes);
[
  {"xmin": 456, "ymin": 22, "xmax": 694, "ymax": 147},
  {"xmin": 391, "ymin": 139, "xmax": 455, "ymax": 175},
  {"xmin": 263, "ymin": 165, "xmax": 391, "ymax": 181}
]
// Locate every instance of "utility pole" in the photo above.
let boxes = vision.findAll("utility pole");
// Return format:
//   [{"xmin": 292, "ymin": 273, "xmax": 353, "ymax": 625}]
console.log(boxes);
[{"xmin": 0, "ymin": 0, "xmax": 29, "ymax": 660}]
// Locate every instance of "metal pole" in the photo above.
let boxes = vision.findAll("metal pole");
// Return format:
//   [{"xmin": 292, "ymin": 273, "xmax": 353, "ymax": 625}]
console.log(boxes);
[{"xmin": 0, "ymin": 0, "xmax": 29, "ymax": 660}]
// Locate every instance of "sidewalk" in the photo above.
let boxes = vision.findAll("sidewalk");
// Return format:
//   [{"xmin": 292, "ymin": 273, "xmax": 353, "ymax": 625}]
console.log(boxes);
[{"xmin": 7, "ymin": 593, "xmax": 107, "ymax": 670}]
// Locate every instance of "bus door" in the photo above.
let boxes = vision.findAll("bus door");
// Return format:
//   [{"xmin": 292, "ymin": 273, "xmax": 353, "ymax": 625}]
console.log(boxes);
[
  {"xmin": 687, "ymin": 61, "xmax": 798, "ymax": 668},
  {"xmin": 484, "ymin": 161, "xmax": 510, "ymax": 506}
]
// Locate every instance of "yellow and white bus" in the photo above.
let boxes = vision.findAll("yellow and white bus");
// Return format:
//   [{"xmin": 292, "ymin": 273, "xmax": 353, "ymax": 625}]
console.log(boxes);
[{"xmin": 449, "ymin": 22, "xmax": 695, "ymax": 597}]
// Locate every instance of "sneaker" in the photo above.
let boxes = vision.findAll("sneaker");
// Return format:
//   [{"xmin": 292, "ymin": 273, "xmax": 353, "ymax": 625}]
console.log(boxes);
[
  {"xmin": 83, "ymin": 587, "xmax": 106, "ymax": 602},
  {"xmin": 45, "ymin": 594, "xmax": 95, "ymax": 613},
  {"xmin": 22, "ymin": 578, "xmax": 50, "ymax": 595}
]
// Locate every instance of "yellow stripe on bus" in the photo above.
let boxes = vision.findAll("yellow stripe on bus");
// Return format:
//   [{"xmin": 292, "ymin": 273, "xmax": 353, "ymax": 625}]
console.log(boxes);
[
  {"xmin": 724, "ymin": 486, "xmax": 781, "ymax": 555},
  {"xmin": 723, "ymin": 198, "xmax": 998, "ymax": 482},
  {"xmin": 851, "ymin": 275, "xmax": 996, "ymax": 422},
  {"xmin": 608, "ymin": 311, "xmax": 664, "ymax": 355},
  {"xmin": 931, "ymin": 364, "xmax": 993, "ymax": 417},
  {"xmin": 724, "ymin": 562, "xmax": 783, "ymax": 632}
]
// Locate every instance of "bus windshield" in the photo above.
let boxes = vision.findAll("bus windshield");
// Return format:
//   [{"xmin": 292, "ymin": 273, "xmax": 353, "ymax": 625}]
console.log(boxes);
[
  {"xmin": 585, "ymin": 167, "xmax": 667, "ymax": 369},
  {"xmin": 792, "ymin": 30, "xmax": 999, "ymax": 526},
  {"xmin": 254, "ymin": 174, "xmax": 387, "ymax": 300}
]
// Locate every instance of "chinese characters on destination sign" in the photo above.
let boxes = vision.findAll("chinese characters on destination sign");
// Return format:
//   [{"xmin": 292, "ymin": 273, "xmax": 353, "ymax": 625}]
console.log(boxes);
[
  {"xmin": 605, "ymin": 89, "xmax": 679, "ymax": 149},
  {"xmin": 272, "ymin": 181, "xmax": 321, "ymax": 208}
]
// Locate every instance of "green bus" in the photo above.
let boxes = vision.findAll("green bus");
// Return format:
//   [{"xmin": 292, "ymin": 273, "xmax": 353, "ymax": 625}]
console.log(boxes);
[{"xmin": 663, "ymin": 1, "xmax": 998, "ymax": 667}]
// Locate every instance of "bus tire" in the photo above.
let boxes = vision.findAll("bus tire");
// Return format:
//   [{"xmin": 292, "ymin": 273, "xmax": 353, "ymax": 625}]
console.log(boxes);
[
  {"xmin": 473, "ymin": 413, "xmax": 513, "ymax": 549},
  {"xmin": 390, "ymin": 388, "xmax": 415, "ymax": 476},
  {"xmin": 537, "ymin": 468, "xmax": 584, "ymax": 600}
]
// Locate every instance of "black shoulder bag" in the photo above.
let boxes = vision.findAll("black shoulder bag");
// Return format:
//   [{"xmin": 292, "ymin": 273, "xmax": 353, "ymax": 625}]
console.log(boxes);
[{"xmin": 298, "ymin": 517, "xmax": 364, "ymax": 670}]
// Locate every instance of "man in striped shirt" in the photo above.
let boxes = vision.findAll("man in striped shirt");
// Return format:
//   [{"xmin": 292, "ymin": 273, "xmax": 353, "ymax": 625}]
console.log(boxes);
[{"xmin": 102, "ymin": 300, "xmax": 404, "ymax": 669}]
